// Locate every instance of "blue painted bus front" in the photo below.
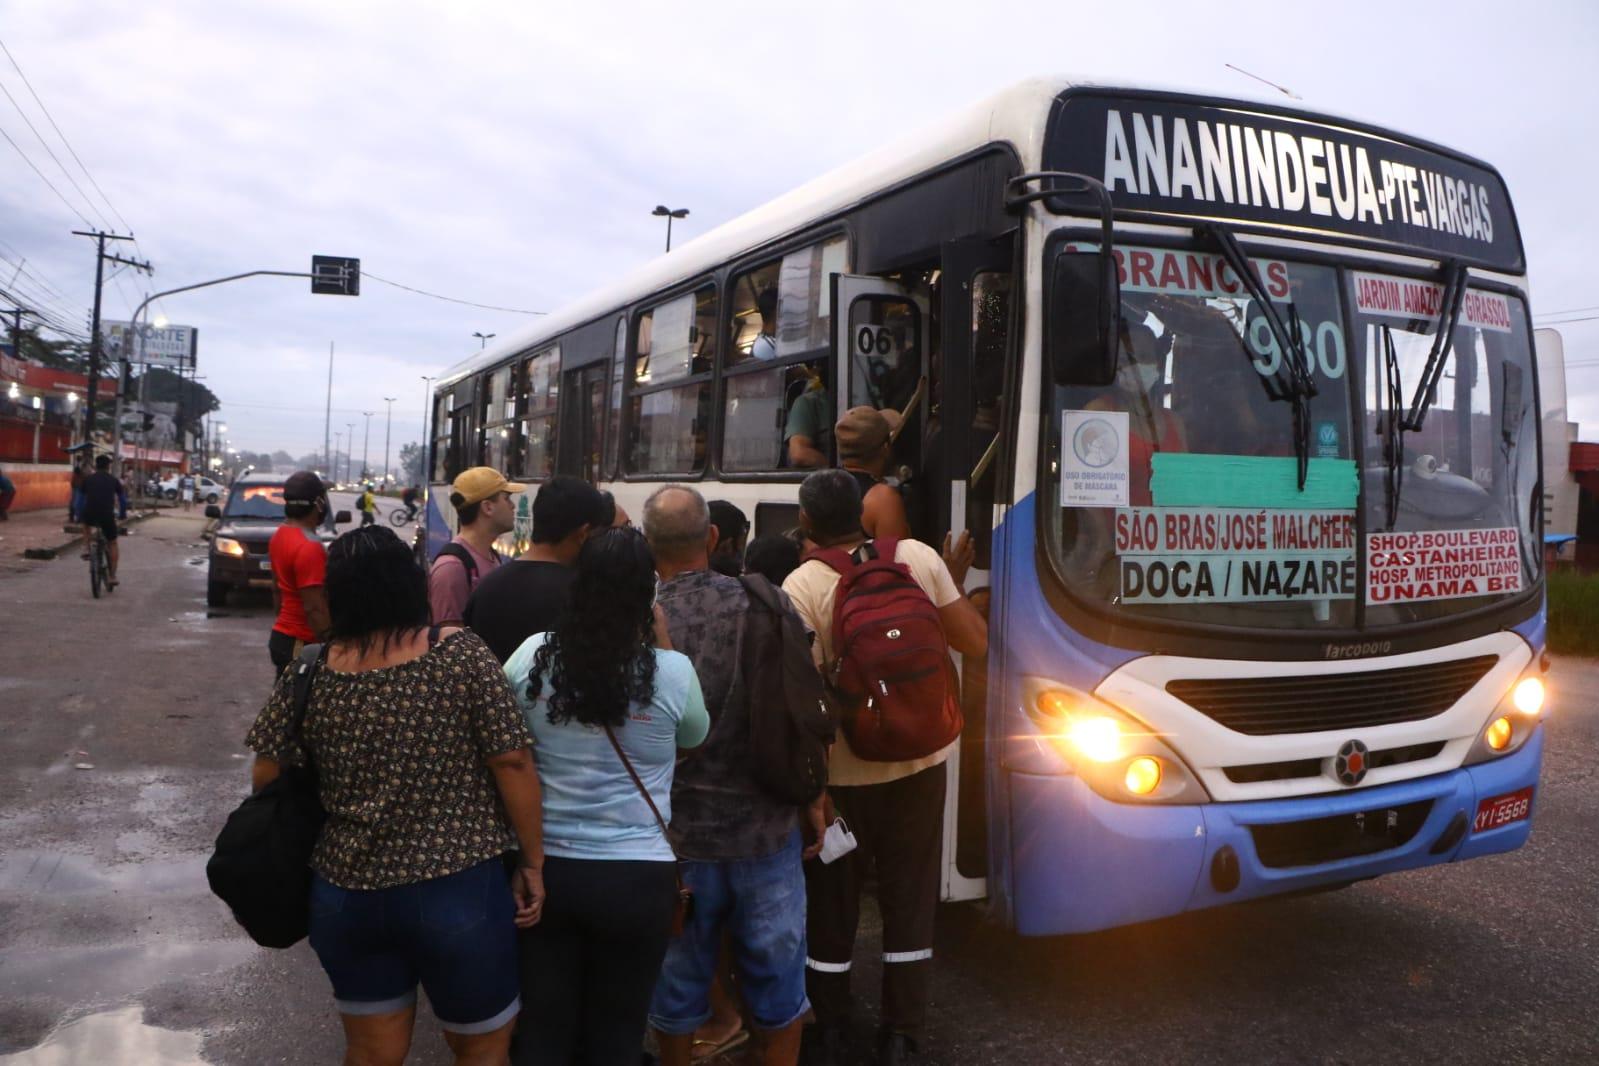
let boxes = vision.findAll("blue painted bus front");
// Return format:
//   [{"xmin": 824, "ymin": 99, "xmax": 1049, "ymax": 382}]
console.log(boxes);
[{"xmin": 987, "ymin": 493, "xmax": 1545, "ymax": 937}]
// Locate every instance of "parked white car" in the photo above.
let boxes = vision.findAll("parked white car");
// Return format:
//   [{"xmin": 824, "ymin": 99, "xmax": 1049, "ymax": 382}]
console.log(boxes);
[{"xmin": 158, "ymin": 475, "xmax": 227, "ymax": 504}]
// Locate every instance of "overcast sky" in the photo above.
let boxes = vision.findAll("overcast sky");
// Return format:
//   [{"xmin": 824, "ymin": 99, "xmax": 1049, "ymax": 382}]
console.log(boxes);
[{"xmin": 2, "ymin": 0, "xmax": 1596, "ymax": 465}]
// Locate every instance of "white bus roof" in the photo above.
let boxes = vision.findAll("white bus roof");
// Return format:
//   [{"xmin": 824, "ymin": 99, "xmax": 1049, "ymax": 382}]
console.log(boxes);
[{"xmin": 435, "ymin": 75, "xmax": 1487, "ymax": 389}]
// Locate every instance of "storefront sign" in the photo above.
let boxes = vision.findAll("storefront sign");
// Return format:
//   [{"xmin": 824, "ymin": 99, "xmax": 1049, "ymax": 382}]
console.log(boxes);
[{"xmin": 1366, "ymin": 528, "xmax": 1522, "ymax": 603}]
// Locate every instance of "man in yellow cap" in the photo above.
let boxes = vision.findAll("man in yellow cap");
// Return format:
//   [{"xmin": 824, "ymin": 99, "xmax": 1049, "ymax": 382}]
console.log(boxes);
[{"xmin": 428, "ymin": 466, "xmax": 525, "ymax": 625}]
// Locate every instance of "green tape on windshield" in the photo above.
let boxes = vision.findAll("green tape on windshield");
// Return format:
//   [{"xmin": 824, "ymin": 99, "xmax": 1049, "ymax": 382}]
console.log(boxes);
[{"xmin": 1150, "ymin": 455, "xmax": 1358, "ymax": 510}]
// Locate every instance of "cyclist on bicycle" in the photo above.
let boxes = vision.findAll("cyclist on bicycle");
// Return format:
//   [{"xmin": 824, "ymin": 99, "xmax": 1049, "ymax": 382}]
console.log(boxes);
[
  {"xmin": 80, "ymin": 454, "xmax": 128, "ymax": 588},
  {"xmin": 401, "ymin": 484, "xmax": 420, "ymax": 521}
]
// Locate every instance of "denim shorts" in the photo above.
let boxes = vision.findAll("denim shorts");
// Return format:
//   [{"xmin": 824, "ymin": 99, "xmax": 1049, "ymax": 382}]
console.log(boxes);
[
  {"xmin": 308, "ymin": 857, "xmax": 520, "ymax": 1034},
  {"xmin": 649, "ymin": 830, "xmax": 810, "ymax": 1034}
]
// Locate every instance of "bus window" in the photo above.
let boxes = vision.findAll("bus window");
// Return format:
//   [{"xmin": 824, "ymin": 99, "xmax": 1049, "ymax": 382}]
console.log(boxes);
[
  {"xmin": 628, "ymin": 382, "xmax": 710, "ymax": 475},
  {"xmin": 966, "ymin": 270, "xmax": 1012, "ymax": 564},
  {"xmin": 846, "ymin": 294, "xmax": 922, "ymax": 416},
  {"xmin": 520, "ymin": 346, "xmax": 560, "ymax": 479},
  {"xmin": 635, "ymin": 286, "xmax": 717, "ymax": 385},
  {"xmin": 604, "ymin": 317, "xmax": 626, "ymax": 479},
  {"xmin": 629, "ymin": 287, "xmax": 716, "ymax": 476},
  {"xmin": 722, "ymin": 238, "xmax": 847, "ymax": 472},
  {"xmin": 432, "ymin": 394, "xmax": 452, "ymax": 481},
  {"xmin": 483, "ymin": 365, "xmax": 516, "ymax": 474}
]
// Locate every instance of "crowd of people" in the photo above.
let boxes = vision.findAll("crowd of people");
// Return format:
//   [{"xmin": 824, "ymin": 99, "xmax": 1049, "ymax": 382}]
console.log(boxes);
[{"xmin": 246, "ymin": 404, "xmax": 984, "ymax": 1066}]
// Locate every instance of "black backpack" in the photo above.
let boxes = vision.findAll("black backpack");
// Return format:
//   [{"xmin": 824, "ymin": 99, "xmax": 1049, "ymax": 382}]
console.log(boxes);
[
  {"xmin": 434, "ymin": 542, "xmax": 500, "ymax": 587},
  {"xmin": 206, "ymin": 643, "xmax": 328, "ymax": 949},
  {"xmin": 739, "ymin": 574, "xmax": 837, "ymax": 805}
]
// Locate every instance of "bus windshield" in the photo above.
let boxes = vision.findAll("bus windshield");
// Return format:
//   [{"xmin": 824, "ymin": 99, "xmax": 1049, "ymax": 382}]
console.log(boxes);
[{"xmin": 1044, "ymin": 245, "xmax": 1538, "ymax": 634}]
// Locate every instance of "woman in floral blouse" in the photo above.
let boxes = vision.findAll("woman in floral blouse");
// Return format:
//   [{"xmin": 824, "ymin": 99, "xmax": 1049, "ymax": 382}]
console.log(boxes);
[{"xmin": 247, "ymin": 524, "xmax": 543, "ymax": 1065}]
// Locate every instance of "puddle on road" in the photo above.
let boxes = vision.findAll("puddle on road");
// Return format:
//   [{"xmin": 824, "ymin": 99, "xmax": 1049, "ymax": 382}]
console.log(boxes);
[
  {"xmin": 0, "ymin": 941, "xmax": 253, "ymax": 1039},
  {"xmin": 0, "ymin": 850, "xmax": 209, "ymax": 896},
  {"xmin": 0, "ymin": 1005, "xmax": 207, "ymax": 1065}
]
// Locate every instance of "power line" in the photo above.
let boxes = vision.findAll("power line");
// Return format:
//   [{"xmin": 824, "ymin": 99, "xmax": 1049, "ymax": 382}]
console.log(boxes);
[
  {"xmin": 0, "ymin": 35, "xmax": 133, "ymax": 235},
  {"xmin": 0, "ymin": 121, "xmax": 95, "ymax": 227},
  {"xmin": 1535, "ymin": 305, "xmax": 1599, "ymax": 320},
  {"xmin": 0, "ymin": 74, "xmax": 111, "ymax": 232},
  {"xmin": 0, "ymin": 241, "xmax": 75, "ymax": 303},
  {"xmin": 360, "ymin": 270, "xmax": 547, "ymax": 315},
  {"xmin": 1537, "ymin": 315, "xmax": 1599, "ymax": 326}
]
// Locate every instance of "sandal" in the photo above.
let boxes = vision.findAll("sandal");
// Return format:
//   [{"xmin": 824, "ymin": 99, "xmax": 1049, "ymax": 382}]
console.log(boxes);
[{"xmin": 691, "ymin": 1024, "xmax": 750, "ymax": 1061}]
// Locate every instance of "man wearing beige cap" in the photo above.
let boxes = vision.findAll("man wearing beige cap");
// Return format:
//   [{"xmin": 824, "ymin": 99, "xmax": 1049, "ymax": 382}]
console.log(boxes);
[
  {"xmin": 834, "ymin": 406, "xmax": 913, "ymax": 541},
  {"xmin": 428, "ymin": 466, "xmax": 525, "ymax": 625}
]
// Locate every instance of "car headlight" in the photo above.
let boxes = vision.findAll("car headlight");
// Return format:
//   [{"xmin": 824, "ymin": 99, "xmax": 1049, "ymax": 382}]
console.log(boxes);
[
  {"xmin": 1021, "ymin": 677, "xmax": 1210, "ymax": 804},
  {"xmin": 214, "ymin": 536, "xmax": 246, "ymax": 558},
  {"xmin": 1464, "ymin": 672, "xmax": 1547, "ymax": 765}
]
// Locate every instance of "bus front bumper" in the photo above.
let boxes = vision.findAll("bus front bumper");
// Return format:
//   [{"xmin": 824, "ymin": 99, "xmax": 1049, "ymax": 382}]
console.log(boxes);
[{"xmin": 1007, "ymin": 727, "xmax": 1543, "ymax": 936}]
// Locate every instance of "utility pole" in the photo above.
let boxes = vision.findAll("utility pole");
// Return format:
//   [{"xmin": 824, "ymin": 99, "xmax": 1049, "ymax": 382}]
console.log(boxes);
[
  {"xmin": 345, "ymin": 422, "xmax": 355, "ymax": 483},
  {"xmin": 72, "ymin": 230, "xmax": 149, "ymax": 450},
  {"xmin": 1, "ymin": 306, "xmax": 36, "ymax": 355},
  {"xmin": 334, "ymin": 431, "xmax": 342, "ymax": 483},
  {"xmin": 361, "ymin": 411, "xmax": 374, "ymax": 483},
  {"xmin": 323, "ymin": 341, "xmax": 334, "ymax": 477},
  {"xmin": 382, "ymin": 396, "xmax": 396, "ymax": 487}
]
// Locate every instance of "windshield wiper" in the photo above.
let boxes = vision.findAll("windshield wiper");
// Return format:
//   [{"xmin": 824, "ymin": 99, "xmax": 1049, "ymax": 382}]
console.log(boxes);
[
  {"xmin": 1401, "ymin": 259, "xmax": 1468, "ymax": 432},
  {"xmin": 1201, "ymin": 222, "xmax": 1317, "ymax": 489},
  {"xmin": 1380, "ymin": 324, "xmax": 1404, "ymax": 529}
]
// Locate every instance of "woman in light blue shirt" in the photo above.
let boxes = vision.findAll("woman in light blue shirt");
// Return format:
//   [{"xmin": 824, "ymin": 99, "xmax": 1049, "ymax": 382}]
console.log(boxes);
[{"xmin": 504, "ymin": 526, "xmax": 708, "ymax": 1066}]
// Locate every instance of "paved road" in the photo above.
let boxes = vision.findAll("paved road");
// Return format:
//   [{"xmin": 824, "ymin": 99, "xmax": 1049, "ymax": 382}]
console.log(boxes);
[{"xmin": 0, "ymin": 515, "xmax": 1595, "ymax": 1064}]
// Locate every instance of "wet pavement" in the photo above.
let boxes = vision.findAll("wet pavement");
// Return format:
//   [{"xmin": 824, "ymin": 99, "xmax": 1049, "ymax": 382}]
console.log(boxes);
[{"xmin": 1, "ymin": 513, "xmax": 1596, "ymax": 1063}]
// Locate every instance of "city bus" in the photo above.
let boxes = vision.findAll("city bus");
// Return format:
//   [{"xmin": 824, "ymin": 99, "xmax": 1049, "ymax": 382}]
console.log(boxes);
[{"xmin": 425, "ymin": 78, "xmax": 1548, "ymax": 935}]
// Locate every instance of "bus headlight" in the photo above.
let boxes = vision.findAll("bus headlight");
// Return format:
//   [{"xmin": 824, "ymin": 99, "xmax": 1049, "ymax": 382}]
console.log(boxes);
[
  {"xmin": 1464, "ymin": 673, "xmax": 1544, "ymax": 765},
  {"xmin": 1022, "ymin": 677, "xmax": 1209, "ymax": 804},
  {"xmin": 215, "ymin": 536, "xmax": 246, "ymax": 558},
  {"xmin": 1511, "ymin": 677, "xmax": 1544, "ymax": 717}
]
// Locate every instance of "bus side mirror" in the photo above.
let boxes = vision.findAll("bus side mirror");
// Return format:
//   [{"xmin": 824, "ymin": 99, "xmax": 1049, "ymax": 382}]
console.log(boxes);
[
  {"xmin": 1048, "ymin": 252, "xmax": 1120, "ymax": 387},
  {"xmin": 334, "ymin": 510, "xmax": 352, "ymax": 525},
  {"xmin": 204, "ymin": 505, "xmax": 222, "ymax": 519}
]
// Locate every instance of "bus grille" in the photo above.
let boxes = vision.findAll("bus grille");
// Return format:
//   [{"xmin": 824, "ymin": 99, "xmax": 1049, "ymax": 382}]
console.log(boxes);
[
  {"xmin": 1166, "ymin": 656, "xmax": 1497, "ymax": 736},
  {"xmin": 1248, "ymin": 800, "xmax": 1433, "ymax": 868}
]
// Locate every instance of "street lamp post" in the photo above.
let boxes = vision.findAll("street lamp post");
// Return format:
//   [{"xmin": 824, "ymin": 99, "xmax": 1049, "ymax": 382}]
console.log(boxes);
[
  {"xmin": 361, "ymin": 411, "xmax": 374, "ymax": 484},
  {"xmin": 473, "ymin": 331, "xmax": 495, "ymax": 349},
  {"xmin": 345, "ymin": 422, "xmax": 355, "ymax": 484},
  {"xmin": 652, "ymin": 205, "xmax": 689, "ymax": 252},
  {"xmin": 334, "ymin": 431, "xmax": 343, "ymax": 482},
  {"xmin": 382, "ymin": 396, "xmax": 396, "ymax": 487}
]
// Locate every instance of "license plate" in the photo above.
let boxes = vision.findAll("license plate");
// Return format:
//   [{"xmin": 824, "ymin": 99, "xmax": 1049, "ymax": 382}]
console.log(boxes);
[
  {"xmin": 1472, "ymin": 787, "xmax": 1534, "ymax": 833},
  {"xmin": 258, "ymin": 560, "xmax": 272, "ymax": 571}
]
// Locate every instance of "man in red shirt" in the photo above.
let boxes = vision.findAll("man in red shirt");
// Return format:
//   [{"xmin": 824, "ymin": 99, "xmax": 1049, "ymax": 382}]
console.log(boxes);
[{"xmin": 268, "ymin": 471, "xmax": 332, "ymax": 675}]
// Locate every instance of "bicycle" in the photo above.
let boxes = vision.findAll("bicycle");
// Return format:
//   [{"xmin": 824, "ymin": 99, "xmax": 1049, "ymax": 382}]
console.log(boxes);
[
  {"xmin": 87, "ymin": 525, "xmax": 113, "ymax": 599},
  {"xmin": 389, "ymin": 504, "xmax": 419, "ymax": 528}
]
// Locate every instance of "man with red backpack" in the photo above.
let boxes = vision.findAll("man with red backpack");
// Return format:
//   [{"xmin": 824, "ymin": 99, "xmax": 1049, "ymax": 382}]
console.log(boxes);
[{"xmin": 781, "ymin": 469, "xmax": 986, "ymax": 1065}]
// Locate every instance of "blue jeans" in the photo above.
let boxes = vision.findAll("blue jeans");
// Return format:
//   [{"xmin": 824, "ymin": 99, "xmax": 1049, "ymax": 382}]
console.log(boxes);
[
  {"xmin": 308, "ymin": 857, "xmax": 520, "ymax": 1035},
  {"xmin": 649, "ymin": 830, "xmax": 810, "ymax": 1034}
]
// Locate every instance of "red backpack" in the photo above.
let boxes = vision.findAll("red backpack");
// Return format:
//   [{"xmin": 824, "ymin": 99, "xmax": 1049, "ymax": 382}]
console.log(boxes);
[{"xmin": 808, "ymin": 538, "xmax": 961, "ymax": 762}]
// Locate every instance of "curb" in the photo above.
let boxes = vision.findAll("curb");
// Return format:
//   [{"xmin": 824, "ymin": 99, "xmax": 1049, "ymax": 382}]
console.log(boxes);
[{"xmin": 21, "ymin": 509, "xmax": 163, "ymax": 560}]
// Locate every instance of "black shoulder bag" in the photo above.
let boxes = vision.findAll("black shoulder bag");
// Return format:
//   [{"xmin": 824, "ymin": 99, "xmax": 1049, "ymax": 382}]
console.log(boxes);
[{"xmin": 207, "ymin": 643, "xmax": 328, "ymax": 948}]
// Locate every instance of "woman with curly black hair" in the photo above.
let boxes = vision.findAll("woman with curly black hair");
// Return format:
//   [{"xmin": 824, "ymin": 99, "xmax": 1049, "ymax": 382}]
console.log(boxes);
[{"xmin": 503, "ymin": 526, "xmax": 709, "ymax": 1066}]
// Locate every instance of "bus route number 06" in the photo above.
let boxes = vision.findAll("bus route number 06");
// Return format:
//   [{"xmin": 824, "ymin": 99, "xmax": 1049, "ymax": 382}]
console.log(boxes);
[
  {"xmin": 1247, "ymin": 317, "xmax": 1346, "ymax": 381},
  {"xmin": 856, "ymin": 325, "xmax": 899, "ymax": 359}
]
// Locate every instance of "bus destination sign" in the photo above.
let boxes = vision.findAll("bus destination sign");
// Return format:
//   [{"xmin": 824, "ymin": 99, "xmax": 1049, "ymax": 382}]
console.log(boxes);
[{"xmin": 1045, "ymin": 91, "xmax": 1523, "ymax": 272}]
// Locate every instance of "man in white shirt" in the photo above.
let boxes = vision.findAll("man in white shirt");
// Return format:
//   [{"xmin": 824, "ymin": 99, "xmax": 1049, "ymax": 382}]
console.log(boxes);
[{"xmin": 781, "ymin": 469, "xmax": 984, "ymax": 1065}]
